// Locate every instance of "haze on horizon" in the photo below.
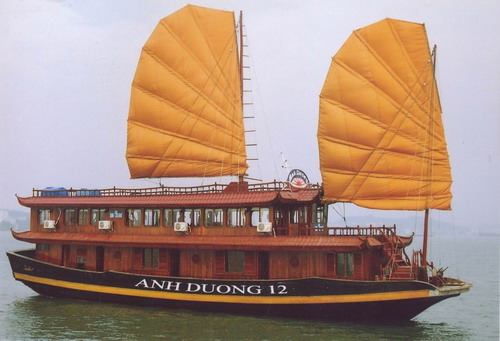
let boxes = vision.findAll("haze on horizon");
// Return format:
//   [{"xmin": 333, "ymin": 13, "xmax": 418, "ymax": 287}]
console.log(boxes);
[{"xmin": 1, "ymin": 0, "xmax": 499, "ymax": 234}]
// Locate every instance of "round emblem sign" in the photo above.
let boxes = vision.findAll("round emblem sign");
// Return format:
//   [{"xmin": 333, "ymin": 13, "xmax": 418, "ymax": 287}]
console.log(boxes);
[{"xmin": 287, "ymin": 169, "xmax": 309, "ymax": 188}]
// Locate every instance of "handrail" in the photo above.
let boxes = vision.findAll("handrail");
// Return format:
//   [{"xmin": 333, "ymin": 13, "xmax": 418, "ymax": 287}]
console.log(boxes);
[
  {"xmin": 326, "ymin": 225, "xmax": 396, "ymax": 236},
  {"xmin": 32, "ymin": 181, "xmax": 321, "ymax": 197}
]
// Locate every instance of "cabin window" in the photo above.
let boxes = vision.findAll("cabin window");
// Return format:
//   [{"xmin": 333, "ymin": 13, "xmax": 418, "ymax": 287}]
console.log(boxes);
[
  {"xmin": 164, "ymin": 209, "xmax": 181, "ymax": 227},
  {"xmin": 36, "ymin": 244, "xmax": 50, "ymax": 251},
  {"xmin": 164, "ymin": 209, "xmax": 172, "ymax": 226},
  {"xmin": 65, "ymin": 209, "xmax": 77, "ymax": 226},
  {"xmin": 226, "ymin": 251, "xmax": 245, "ymax": 273},
  {"xmin": 228, "ymin": 208, "xmax": 245, "ymax": 227},
  {"xmin": 205, "ymin": 208, "xmax": 223, "ymax": 226},
  {"xmin": 312, "ymin": 204, "xmax": 328, "ymax": 226},
  {"xmin": 143, "ymin": 248, "xmax": 159, "ymax": 268},
  {"xmin": 290, "ymin": 206, "xmax": 307, "ymax": 224},
  {"xmin": 91, "ymin": 209, "xmax": 106, "ymax": 226},
  {"xmin": 127, "ymin": 209, "xmax": 142, "ymax": 227},
  {"xmin": 336, "ymin": 252, "xmax": 354, "ymax": 277},
  {"xmin": 78, "ymin": 209, "xmax": 89, "ymax": 225},
  {"xmin": 38, "ymin": 209, "xmax": 51, "ymax": 225},
  {"xmin": 76, "ymin": 248, "xmax": 87, "ymax": 269},
  {"xmin": 251, "ymin": 207, "xmax": 269, "ymax": 226},
  {"xmin": 145, "ymin": 209, "xmax": 160, "ymax": 226},
  {"xmin": 185, "ymin": 209, "xmax": 201, "ymax": 227}
]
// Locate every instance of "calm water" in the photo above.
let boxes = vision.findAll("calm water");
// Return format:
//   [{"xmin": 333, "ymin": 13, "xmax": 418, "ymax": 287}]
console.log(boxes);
[{"xmin": 0, "ymin": 231, "xmax": 498, "ymax": 340}]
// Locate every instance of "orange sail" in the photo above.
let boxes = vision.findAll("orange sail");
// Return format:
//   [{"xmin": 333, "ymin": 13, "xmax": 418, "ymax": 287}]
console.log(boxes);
[
  {"xmin": 127, "ymin": 5, "xmax": 248, "ymax": 179},
  {"xmin": 318, "ymin": 19, "xmax": 452, "ymax": 210}
]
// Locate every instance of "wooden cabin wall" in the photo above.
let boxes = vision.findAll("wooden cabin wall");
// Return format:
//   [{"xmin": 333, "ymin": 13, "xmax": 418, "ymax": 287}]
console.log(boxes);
[
  {"xmin": 268, "ymin": 251, "xmax": 366, "ymax": 280},
  {"xmin": 35, "ymin": 244, "xmax": 63, "ymax": 265},
  {"xmin": 65, "ymin": 245, "xmax": 97, "ymax": 271},
  {"xmin": 367, "ymin": 250, "xmax": 382, "ymax": 280},
  {"xmin": 268, "ymin": 251, "xmax": 328, "ymax": 279},
  {"xmin": 104, "ymin": 247, "xmax": 134, "ymax": 273},
  {"xmin": 179, "ymin": 249, "xmax": 215, "ymax": 278},
  {"xmin": 128, "ymin": 248, "xmax": 170, "ymax": 276}
]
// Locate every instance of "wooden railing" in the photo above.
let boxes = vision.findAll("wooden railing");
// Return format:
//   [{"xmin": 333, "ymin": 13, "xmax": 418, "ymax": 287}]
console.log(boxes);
[
  {"xmin": 32, "ymin": 181, "xmax": 321, "ymax": 197},
  {"xmin": 270, "ymin": 225, "xmax": 399, "ymax": 237},
  {"xmin": 288, "ymin": 225, "xmax": 397, "ymax": 237}
]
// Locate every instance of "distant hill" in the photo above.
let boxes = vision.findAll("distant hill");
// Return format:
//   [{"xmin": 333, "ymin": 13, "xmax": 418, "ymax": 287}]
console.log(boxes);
[
  {"xmin": 327, "ymin": 213, "xmax": 476, "ymax": 237},
  {"xmin": 0, "ymin": 209, "xmax": 29, "ymax": 231}
]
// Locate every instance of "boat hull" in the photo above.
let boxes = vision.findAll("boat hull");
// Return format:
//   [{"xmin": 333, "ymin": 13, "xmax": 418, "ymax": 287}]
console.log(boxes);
[{"xmin": 7, "ymin": 249, "xmax": 466, "ymax": 321}]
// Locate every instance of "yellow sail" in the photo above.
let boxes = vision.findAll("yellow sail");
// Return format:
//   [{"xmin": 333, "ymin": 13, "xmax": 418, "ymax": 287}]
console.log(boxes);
[
  {"xmin": 126, "ymin": 5, "xmax": 248, "ymax": 179},
  {"xmin": 318, "ymin": 19, "xmax": 452, "ymax": 210}
]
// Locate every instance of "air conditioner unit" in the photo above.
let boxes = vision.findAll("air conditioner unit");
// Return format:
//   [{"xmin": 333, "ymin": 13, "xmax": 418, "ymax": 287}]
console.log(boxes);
[
  {"xmin": 257, "ymin": 222, "xmax": 272, "ymax": 233},
  {"xmin": 43, "ymin": 220, "xmax": 56, "ymax": 230},
  {"xmin": 98, "ymin": 220, "xmax": 113, "ymax": 230},
  {"xmin": 174, "ymin": 222, "xmax": 188, "ymax": 232}
]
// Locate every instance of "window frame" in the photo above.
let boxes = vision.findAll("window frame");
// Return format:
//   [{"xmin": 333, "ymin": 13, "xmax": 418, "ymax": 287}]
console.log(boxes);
[
  {"xmin": 226, "ymin": 250, "xmax": 245, "ymax": 273},
  {"xmin": 38, "ymin": 209, "xmax": 51, "ymax": 225},
  {"xmin": 143, "ymin": 248, "xmax": 160, "ymax": 268},
  {"xmin": 78, "ymin": 208, "xmax": 89, "ymax": 226},
  {"xmin": 205, "ymin": 208, "xmax": 223, "ymax": 227},
  {"xmin": 64, "ymin": 209, "xmax": 77, "ymax": 226},
  {"xmin": 144, "ymin": 208, "xmax": 161, "ymax": 226},
  {"xmin": 336, "ymin": 252, "xmax": 354, "ymax": 277},
  {"xmin": 91, "ymin": 209, "xmax": 106, "ymax": 226},
  {"xmin": 184, "ymin": 209, "xmax": 201, "ymax": 227},
  {"xmin": 228, "ymin": 208, "xmax": 245, "ymax": 227},
  {"xmin": 251, "ymin": 207, "xmax": 269, "ymax": 227},
  {"xmin": 127, "ymin": 209, "xmax": 142, "ymax": 227}
]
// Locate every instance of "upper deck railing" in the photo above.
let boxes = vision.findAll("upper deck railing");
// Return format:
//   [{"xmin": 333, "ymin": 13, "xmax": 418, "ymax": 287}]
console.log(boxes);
[
  {"xmin": 32, "ymin": 181, "xmax": 321, "ymax": 197},
  {"xmin": 288, "ymin": 225, "xmax": 397, "ymax": 237}
]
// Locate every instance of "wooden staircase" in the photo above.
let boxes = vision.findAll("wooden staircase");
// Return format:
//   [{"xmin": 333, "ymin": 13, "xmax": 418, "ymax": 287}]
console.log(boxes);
[{"xmin": 380, "ymin": 235, "xmax": 416, "ymax": 281}]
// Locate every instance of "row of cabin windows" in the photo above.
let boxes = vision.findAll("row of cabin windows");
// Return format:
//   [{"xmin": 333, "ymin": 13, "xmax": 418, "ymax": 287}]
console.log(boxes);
[
  {"xmin": 127, "ymin": 208, "xmax": 268, "ymax": 228},
  {"xmin": 38, "ymin": 208, "xmax": 106, "ymax": 226},
  {"xmin": 35, "ymin": 243, "xmax": 354, "ymax": 278},
  {"xmin": 38, "ymin": 207, "xmax": 271, "ymax": 227},
  {"xmin": 38, "ymin": 205, "xmax": 326, "ymax": 228}
]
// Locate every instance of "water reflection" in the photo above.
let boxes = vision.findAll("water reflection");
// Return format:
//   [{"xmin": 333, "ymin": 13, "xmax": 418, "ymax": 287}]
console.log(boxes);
[{"xmin": 4, "ymin": 295, "xmax": 472, "ymax": 341}]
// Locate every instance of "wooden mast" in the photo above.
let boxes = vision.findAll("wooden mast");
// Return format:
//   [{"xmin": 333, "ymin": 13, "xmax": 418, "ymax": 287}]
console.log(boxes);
[
  {"xmin": 422, "ymin": 45, "xmax": 438, "ymax": 269},
  {"xmin": 238, "ymin": 10, "xmax": 244, "ymax": 185},
  {"xmin": 422, "ymin": 209, "xmax": 430, "ymax": 267}
]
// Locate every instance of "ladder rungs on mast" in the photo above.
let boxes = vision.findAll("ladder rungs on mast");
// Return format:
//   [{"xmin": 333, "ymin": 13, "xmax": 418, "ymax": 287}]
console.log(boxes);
[
  {"xmin": 243, "ymin": 116, "xmax": 255, "ymax": 119},
  {"xmin": 246, "ymin": 143, "xmax": 257, "ymax": 147},
  {"xmin": 246, "ymin": 158, "xmax": 259, "ymax": 161},
  {"xmin": 245, "ymin": 130, "xmax": 256, "ymax": 133}
]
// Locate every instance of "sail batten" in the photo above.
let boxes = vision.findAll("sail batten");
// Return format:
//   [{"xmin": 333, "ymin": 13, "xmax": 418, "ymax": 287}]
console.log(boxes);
[
  {"xmin": 318, "ymin": 18, "xmax": 452, "ymax": 211},
  {"xmin": 129, "ymin": 86, "xmax": 245, "ymax": 144},
  {"xmin": 327, "ymin": 49, "xmax": 442, "ymax": 142},
  {"xmin": 138, "ymin": 46, "xmax": 242, "ymax": 122},
  {"xmin": 127, "ymin": 5, "xmax": 248, "ymax": 179}
]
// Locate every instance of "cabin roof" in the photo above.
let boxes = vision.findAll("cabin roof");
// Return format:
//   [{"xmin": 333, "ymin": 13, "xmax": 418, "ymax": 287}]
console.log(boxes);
[
  {"xmin": 17, "ymin": 189, "xmax": 320, "ymax": 208},
  {"xmin": 12, "ymin": 230, "xmax": 369, "ymax": 252}
]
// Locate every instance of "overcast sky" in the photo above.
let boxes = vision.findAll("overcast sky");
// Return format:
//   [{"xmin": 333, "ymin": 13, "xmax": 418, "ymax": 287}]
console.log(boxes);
[{"xmin": 1, "ymin": 0, "xmax": 499, "ymax": 234}]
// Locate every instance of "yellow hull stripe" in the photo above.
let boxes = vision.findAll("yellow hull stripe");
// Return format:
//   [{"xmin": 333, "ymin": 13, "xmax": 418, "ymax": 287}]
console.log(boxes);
[{"xmin": 14, "ymin": 272, "xmax": 431, "ymax": 304}]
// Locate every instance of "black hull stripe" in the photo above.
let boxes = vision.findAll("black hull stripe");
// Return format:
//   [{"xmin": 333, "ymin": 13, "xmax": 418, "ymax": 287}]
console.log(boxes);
[{"xmin": 14, "ymin": 272, "xmax": 432, "ymax": 305}]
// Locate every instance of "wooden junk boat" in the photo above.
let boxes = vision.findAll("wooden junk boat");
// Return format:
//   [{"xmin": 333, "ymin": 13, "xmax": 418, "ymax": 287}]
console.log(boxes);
[{"xmin": 7, "ymin": 5, "xmax": 470, "ymax": 321}]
